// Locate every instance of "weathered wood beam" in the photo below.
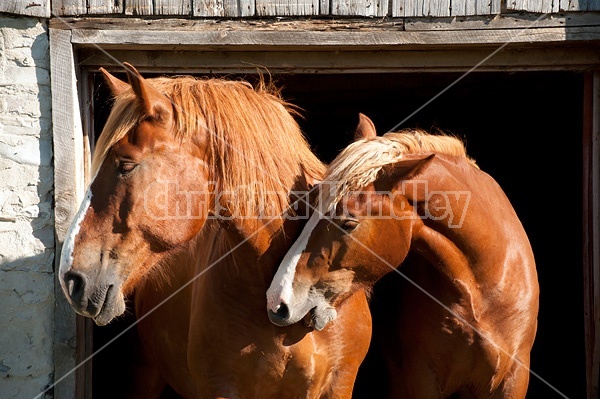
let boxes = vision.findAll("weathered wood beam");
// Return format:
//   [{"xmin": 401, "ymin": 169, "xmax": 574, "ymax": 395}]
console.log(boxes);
[
  {"xmin": 49, "ymin": 28, "xmax": 85, "ymax": 399},
  {"xmin": 75, "ymin": 45, "xmax": 600, "ymax": 74}
]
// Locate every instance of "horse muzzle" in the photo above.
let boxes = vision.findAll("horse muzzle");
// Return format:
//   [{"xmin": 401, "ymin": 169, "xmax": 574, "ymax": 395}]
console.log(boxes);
[{"xmin": 62, "ymin": 269, "xmax": 126, "ymax": 326}]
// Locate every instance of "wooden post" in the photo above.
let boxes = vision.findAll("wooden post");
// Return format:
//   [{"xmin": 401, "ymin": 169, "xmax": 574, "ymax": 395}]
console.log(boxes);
[
  {"xmin": 583, "ymin": 70, "xmax": 600, "ymax": 399},
  {"xmin": 50, "ymin": 28, "xmax": 88, "ymax": 399}
]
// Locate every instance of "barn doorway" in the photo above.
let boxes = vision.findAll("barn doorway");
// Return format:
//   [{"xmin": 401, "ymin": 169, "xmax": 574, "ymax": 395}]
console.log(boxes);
[{"xmin": 89, "ymin": 70, "xmax": 585, "ymax": 399}]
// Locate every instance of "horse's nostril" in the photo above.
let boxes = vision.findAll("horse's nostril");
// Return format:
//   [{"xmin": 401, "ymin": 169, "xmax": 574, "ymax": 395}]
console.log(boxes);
[
  {"xmin": 64, "ymin": 270, "xmax": 86, "ymax": 303},
  {"xmin": 268, "ymin": 302, "xmax": 293, "ymax": 326},
  {"xmin": 275, "ymin": 303, "xmax": 289, "ymax": 319}
]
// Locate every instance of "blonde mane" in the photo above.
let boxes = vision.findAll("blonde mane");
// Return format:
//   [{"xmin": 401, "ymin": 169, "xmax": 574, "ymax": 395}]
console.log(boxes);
[
  {"xmin": 92, "ymin": 76, "xmax": 325, "ymax": 219},
  {"xmin": 321, "ymin": 129, "xmax": 477, "ymax": 211}
]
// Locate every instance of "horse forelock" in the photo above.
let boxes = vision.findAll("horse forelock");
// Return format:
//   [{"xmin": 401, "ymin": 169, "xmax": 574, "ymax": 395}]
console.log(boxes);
[
  {"xmin": 320, "ymin": 130, "xmax": 477, "ymax": 212},
  {"xmin": 91, "ymin": 91, "xmax": 142, "ymax": 175},
  {"xmin": 92, "ymin": 75, "xmax": 325, "ymax": 220}
]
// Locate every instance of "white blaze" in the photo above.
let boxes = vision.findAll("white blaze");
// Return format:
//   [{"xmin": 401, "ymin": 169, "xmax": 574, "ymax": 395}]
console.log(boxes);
[
  {"xmin": 59, "ymin": 188, "xmax": 93, "ymax": 285},
  {"xmin": 267, "ymin": 210, "xmax": 321, "ymax": 312}
]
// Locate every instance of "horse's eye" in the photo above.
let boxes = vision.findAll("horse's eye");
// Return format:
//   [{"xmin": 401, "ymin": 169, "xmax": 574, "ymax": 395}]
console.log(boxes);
[
  {"xmin": 341, "ymin": 218, "xmax": 359, "ymax": 231},
  {"xmin": 118, "ymin": 162, "xmax": 138, "ymax": 176}
]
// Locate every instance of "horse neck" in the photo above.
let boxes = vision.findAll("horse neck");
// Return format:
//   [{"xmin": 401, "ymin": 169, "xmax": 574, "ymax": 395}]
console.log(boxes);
[
  {"xmin": 408, "ymin": 155, "xmax": 514, "ymax": 261},
  {"xmin": 403, "ymin": 155, "xmax": 510, "ymax": 318},
  {"xmin": 196, "ymin": 179, "xmax": 312, "ymax": 295},
  {"xmin": 227, "ymin": 172, "xmax": 316, "ymax": 255}
]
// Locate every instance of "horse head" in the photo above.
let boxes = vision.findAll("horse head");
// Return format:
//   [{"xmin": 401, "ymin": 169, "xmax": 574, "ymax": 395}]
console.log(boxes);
[
  {"xmin": 267, "ymin": 114, "xmax": 433, "ymax": 330},
  {"xmin": 59, "ymin": 64, "xmax": 210, "ymax": 325}
]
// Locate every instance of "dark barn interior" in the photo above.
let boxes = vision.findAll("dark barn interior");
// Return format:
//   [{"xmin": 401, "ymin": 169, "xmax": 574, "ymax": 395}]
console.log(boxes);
[{"xmin": 91, "ymin": 71, "xmax": 585, "ymax": 398}]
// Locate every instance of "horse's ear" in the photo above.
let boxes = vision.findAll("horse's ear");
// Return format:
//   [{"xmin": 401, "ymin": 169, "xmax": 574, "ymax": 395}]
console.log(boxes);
[
  {"xmin": 376, "ymin": 154, "xmax": 435, "ymax": 191},
  {"xmin": 122, "ymin": 62, "xmax": 171, "ymax": 121},
  {"xmin": 99, "ymin": 67, "xmax": 129, "ymax": 97},
  {"xmin": 354, "ymin": 113, "xmax": 377, "ymax": 140}
]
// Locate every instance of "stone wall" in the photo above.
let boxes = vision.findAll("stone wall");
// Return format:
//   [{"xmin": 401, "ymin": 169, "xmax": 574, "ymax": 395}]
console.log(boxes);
[{"xmin": 0, "ymin": 15, "xmax": 54, "ymax": 399}]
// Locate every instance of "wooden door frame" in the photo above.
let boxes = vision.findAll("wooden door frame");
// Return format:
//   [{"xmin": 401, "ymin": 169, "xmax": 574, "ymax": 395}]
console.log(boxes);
[
  {"xmin": 584, "ymin": 71, "xmax": 600, "ymax": 399},
  {"xmin": 50, "ymin": 19, "xmax": 600, "ymax": 398}
]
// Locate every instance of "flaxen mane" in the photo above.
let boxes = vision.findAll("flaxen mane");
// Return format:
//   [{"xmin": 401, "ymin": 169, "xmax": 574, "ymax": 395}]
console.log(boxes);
[
  {"xmin": 92, "ymin": 76, "xmax": 325, "ymax": 219},
  {"xmin": 321, "ymin": 130, "xmax": 477, "ymax": 211}
]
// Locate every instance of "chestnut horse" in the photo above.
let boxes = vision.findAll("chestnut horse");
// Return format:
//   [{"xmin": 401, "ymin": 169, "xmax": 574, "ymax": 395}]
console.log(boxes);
[
  {"xmin": 58, "ymin": 64, "xmax": 371, "ymax": 398},
  {"xmin": 267, "ymin": 114, "xmax": 539, "ymax": 398}
]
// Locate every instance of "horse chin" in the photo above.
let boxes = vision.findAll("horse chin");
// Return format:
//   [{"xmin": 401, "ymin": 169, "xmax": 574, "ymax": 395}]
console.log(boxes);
[
  {"xmin": 305, "ymin": 304, "xmax": 337, "ymax": 331},
  {"xmin": 92, "ymin": 286, "xmax": 126, "ymax": 326}
]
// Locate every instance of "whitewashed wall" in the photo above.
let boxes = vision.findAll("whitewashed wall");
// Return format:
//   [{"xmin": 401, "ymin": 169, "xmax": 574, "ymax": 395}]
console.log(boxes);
[{"xmin": 0, "ymin": 15, "xmax": 54, "ymax": 399}]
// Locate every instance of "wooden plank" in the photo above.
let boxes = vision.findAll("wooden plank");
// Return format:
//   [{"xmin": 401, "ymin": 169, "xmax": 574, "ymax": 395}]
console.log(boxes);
[
  {"xmin": 256, "ymin": 0, "xmax": 320, "ymax": 16},
  {"xmin": 583, "ymin": 71, "xmax": 593, "ymax": 399},
  {"xmin": 52, "ymin": 0, "xmax": 87, "ymax": 16},
  {"xmin": 75, "ymin": 317, "xmax": 94, "ymax": 399},
  {"xmin": 398, "ymin": 0, "xmax": 451, "ymax": 17},
  {"xmin": 451, "ymin": 0, "xmax": 472, "ymax": 15},
  {"xmin": 405, "ymin": 13, "xmax": 600, "ymax": 30},
  {"xmin": 64, "ymin": 24, "xmax": 600, "ymax": 49},
  {"xmin": 193, "ymin": 0, "xmax": 242, "ymax": 17},
  {"xmin": 560, "ymin": 0, "xmax": 600, "ymax": 11},
  {"xmin": 592, "ymin": 67, "xmax": 600, "ymax": 399},
  {"xmin": 50, "ymin": 16, "xmax": 407, "ymax": 30},
  {"xmin": 560, "ymin": 0, "xmax": 576, "ymax": 11},
  {"xmin": 79, "ymin": 69, "xmax": 94, "ymax": 190},
  {"xmin": 88, "ymin": 0, "xmax": 124, "ymax": 14},
  {"xmin": 53, "ymin": 249, "xmax": 79, "ymax": 399},
  {"xmin": 588, "ymin": 0, "xmax": 600, "ymax": 11},
  {"xmin": 241, "ymin": 0, "xmax": 256, "ymax": 15},
  {"xmin": 125, "ymin": 0, "xmax": 154, "ymax": 15},
  {"xmin": 76, "ymin": 45, "xmax": 600, "ymax": 74},
  {"xmin": 76, "ymin": 69, "xmax": 95, "ymax": 399},
  {"xmin": 50, "ymin": 28, "xmax": 86, "ymax": 399},
  {"xmin": 49, "ymin": 34, "xmax": 86, "ymax": 245},
  {"xmin": 490, "ymin": 0, "xmax": 500, "ymax": 13},
  {"xmin": 48, "ymin": 13, "xmax": 600, "ymax": 32},
  {"xmin": 154, "ymin": 0, "xmax": 192, "ymax": 14},
  {"xmin": 451, "ymin": 0, "xmax": 500, "ymax": 15},
  {"xmin": 583, "ymin": 70, "xmax": 600, "ymax": 399},
  {"xmin": 46, "ymin": 0, "xmax": 600, "ymax": 15},
  {"xmin": 0, "ymin": 0, "xmax": 50, "ymax": 17},
  {"xmin": 331, "ymin": 0, "xmax": 388, "ymax": 16},
  {"xmin": 507, "ymin": 0, "xmax": 558, "ymax": 13}
]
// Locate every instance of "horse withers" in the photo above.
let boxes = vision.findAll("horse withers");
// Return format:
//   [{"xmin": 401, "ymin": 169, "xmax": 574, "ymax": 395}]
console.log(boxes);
[{"xmin": 267, "ymin": 114, "xmax": 539, "ymax": 398}]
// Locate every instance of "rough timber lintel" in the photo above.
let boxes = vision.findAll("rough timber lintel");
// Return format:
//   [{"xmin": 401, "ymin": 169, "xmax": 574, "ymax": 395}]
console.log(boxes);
[
  {"xmin": 49, "ymin": 15, "xmax": 600, "ymax": 73},
  {"xmin": 49, "ymin": 14, "xmax": 600, "ymax": 50}
]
